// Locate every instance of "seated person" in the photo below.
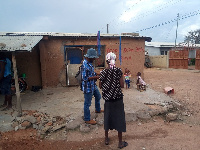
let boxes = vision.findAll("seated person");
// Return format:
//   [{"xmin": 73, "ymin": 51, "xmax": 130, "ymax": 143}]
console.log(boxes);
[{"xmin": 136, "ymin": 72, "xmax": 146, "ymax": 91}]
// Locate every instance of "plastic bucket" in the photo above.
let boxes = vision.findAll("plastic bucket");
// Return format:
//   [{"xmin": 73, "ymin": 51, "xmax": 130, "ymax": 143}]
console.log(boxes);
[{"xmin": 22, "ymin": 73, "xmax": 26, "ymax": 78}]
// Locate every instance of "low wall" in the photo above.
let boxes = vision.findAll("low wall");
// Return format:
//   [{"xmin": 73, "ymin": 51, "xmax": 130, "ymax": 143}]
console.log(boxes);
[{"xmin": 149, "ymin": 55, "xmax": 168, "ymax": 68}]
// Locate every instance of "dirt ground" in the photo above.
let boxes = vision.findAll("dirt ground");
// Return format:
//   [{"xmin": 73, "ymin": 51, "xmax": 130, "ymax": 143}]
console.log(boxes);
[{"xmin": 1, "ymin": 67, "xmax": 200, "ymax": 150}]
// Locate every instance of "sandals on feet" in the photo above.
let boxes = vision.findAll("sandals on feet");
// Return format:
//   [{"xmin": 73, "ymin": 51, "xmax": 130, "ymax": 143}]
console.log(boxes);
[
  {"xmin": 105, "ymin": 138, "xmax": 109, "ymax": 145},
  {"xmin": 118, "ymin": 141, "xmax": 128, "ymax": 149}
]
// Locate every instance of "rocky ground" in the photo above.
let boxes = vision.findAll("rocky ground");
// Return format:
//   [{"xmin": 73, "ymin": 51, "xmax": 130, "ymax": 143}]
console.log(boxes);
[{"xmin": 1, "ymin": 67, "xmax": 200, "ymax": 150}]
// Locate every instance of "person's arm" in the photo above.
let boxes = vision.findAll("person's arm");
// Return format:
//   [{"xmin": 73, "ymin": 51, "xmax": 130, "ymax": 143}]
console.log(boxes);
[
  {"xmin": 120, "ymin": 75, "xmax": 124, "ymax": 88},
  {"xmin": 96, "ymin": 72, "xmax": 100, "ymax": 76},
  {"xmin": 99, "ymin": 81, "xmax": 102, "ymax": 89},
  {"xmin": 0, "ymin": 61, "xmax": 5, "ymax": 81},
  {"xmin": 99, "ymin": 70, "xmax": 105, "ymax": 89},
  {"xmin": 136, "ymin": 77, "xmax": 139, "ymax": 85},
  {"xmin": 88, "ymin": 71, "xmax": 99, "ymax": 80},
  {"xmin": 88, "ymin": 76, "xmax": 99, "ymax": 80}
]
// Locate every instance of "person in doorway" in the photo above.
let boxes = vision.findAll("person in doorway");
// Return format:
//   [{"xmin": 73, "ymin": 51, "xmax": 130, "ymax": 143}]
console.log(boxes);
[
  {"xmin": 81, "ymin": 48, "xmax": 103, "ymax": 125},
  {"xmin": 136, "ymin": 72, "xmax": 146, "ymax": 92},
  {"xmin": 124, "ymin": 68, "xmax": 131, "ymax": 89},
  {"xmin": 0, "ymin": 55, "xmax": 12, "ymax": 111},
  {"xmin": 99, "ymin": 52, "xmax": 128, "ymax": 149}
]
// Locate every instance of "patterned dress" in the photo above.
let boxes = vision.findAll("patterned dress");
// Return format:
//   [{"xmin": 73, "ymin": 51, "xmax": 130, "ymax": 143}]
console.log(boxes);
[{"xmin": 99, "ymin": 67, "xmax": 126, "ymax": 132}]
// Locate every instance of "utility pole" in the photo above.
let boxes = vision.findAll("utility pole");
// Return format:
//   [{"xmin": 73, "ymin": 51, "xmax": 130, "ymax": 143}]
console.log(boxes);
[
  {"xmin": 175, "ymin": 13, "xmax": 179, "ymax": 49},
  {"xmin": 107, "ymin": 24, "xmax": 109, "ymax": 34}
]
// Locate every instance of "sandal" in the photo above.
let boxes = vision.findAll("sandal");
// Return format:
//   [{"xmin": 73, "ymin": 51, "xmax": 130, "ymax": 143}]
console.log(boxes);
[
  {"xmin": 105, "ymin": 138, "xmax": 109, "ymax": 145},
  {"xmin": 118, "ymin": 141, "xmax": 128, "ymax": 149}
]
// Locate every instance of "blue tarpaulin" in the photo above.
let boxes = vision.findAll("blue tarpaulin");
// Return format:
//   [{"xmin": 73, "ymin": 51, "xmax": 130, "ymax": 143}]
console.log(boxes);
[
  {"xmin": 119, "ymin": 36, "xmax": 122, "ymax": 65},
  {"xmin": 97, "ymin": 31, "xmax": 101, "ymax": 56}
]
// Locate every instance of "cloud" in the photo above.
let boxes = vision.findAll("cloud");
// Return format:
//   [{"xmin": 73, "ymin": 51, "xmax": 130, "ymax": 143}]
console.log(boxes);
[
  {"xmin": 119, "ymin": 0, "xmax": 170, "ymax": 23},
  {"xmin": 21, "ymin": 16, "xmax": 54, "ymax": 32},
  {"xmin": 181, "ymin": 24, "xmax": 200, "ymax": 36},
  {"xmin": 178, "ymin": 15, "xmax": 200, "ymax": 39},
  {"xmin": 0, "ymin": 0, "xmax": 200, "ymax": 43}
]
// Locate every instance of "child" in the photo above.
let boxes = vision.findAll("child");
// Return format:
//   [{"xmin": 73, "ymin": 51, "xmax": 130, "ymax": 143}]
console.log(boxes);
[
  {"xmin": 136, "ymin": 72, "xmax": 146, "ymax": 92},
  {"xmin": 124, "ymin": 68, "xmax": 131, "ymax": 89},
  {"xmin": 99, "ymin": 52, "xmax": 128, "ymax": 149}
]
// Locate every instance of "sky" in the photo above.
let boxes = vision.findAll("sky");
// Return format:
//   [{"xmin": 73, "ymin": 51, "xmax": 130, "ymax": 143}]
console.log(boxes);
[{"xmin": 1, "ymin": 0, "xmax": 200, "ymax": 43}]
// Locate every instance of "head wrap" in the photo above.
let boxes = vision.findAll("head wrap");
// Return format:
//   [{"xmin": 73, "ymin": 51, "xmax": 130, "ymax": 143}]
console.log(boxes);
[{"xmin": 106, "ymin": 52, "xmax": 116, "ymax": 69}]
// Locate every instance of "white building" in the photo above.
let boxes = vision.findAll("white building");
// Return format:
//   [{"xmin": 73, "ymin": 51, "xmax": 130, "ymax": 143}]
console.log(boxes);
[
  {"xmin": 145, "ymin": 42, "xmax": 175, "ymax": 56},
  {"xmin": 145, "ymin": 42, "xmax": 200, "ymax": 58}
]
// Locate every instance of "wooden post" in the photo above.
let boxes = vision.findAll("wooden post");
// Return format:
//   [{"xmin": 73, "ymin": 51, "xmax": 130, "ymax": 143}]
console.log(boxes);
[{"xmin": 12, "ymin": 52, "xmax": 22, "ymax": 116}]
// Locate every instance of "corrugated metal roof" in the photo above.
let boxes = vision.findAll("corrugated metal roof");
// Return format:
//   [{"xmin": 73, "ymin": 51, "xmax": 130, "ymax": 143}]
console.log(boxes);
[
  {"xmin": 145, "ymin": 42, "xmax": 200, "ymax": 48},
  {"xmin": 0, "ymin": 35, "xmax": 43, "ymax": 51},
  {"xmin": 0, "ymin": 32, "xmax": 150, "ymax": 38},
  {"xmin": 145, "ymin": 42, "xmax": 175, "ymax": 47}
]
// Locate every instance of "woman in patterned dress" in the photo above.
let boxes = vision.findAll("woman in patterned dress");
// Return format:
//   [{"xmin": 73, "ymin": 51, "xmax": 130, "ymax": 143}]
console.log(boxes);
[{"xmin": 99, "ymin": 52, "xmax": 128, "ymax": 149}]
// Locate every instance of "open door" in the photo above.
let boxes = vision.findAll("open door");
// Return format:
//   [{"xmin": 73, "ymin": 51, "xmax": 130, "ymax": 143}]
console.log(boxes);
[{"xmin": 65, "ymin": 47, "xmax": 83, "ymax": 86}]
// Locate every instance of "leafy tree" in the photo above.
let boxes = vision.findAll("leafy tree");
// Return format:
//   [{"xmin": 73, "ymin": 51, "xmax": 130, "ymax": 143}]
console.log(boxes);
[{"xmin": 184, "ymin": 29, "xmax": 200, "ymax": 44}]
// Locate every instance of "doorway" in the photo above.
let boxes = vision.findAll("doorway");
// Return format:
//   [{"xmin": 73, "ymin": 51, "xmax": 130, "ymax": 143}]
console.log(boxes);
[{"xmin": 65, "ymin": 46, "xmax": 83, "ymax": 86}]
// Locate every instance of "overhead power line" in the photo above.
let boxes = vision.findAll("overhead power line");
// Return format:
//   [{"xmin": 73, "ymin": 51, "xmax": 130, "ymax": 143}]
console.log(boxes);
[
  {"xmin": 107, "ymin": 0, "xmax": 183, "ymax": 33},
  {"xmin": 135, "ymin": 9, "xmax": 200, "ymax": 33},
  {"xmin": 120, "ymin": 0, "xmax": 182, "ymax": 25},
  {"xmin": 99, "ymin": 0, "xmax": 143, "ymax": 32}
]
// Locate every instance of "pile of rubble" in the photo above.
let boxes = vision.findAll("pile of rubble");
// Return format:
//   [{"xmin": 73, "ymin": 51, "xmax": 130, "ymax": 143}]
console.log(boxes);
[
  {"xmin": 9, "ymin": 100, "xmax": 182, "ymax": 139},
  {"xmin": 10, "ymin": 110, "xmax": 104, "ymax": 139},
  {"xmin": 11, "ymin": 110, "xmax": 67, "ymax": 138}
]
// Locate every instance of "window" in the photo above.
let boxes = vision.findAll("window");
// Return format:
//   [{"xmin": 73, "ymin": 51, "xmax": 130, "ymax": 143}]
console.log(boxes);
[{"xmin": 161, "ymin": 51, "xmax": 168, "ymax": 55}]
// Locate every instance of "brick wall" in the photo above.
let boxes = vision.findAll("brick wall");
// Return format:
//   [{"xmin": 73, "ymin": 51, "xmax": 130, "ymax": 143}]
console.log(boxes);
[
  {"xmin": 16, "ymin": 46, "xmax": 42, "ymax": 89},
  {"xmin": 39, "ymin": 36, "xmax": 145, "ymax": 87}
]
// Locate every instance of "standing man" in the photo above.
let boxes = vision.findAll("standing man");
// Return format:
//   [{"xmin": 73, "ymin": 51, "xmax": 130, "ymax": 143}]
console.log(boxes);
[
  {"xmin": 81, "ymin": 48, "xmax": 103, "ymax": 125},
  {"xmin": 0, "ymin": 55, "xmax": 12, "ymax": 111}
]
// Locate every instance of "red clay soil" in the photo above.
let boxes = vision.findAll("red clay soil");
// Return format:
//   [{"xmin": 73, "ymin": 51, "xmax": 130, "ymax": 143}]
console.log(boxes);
[{"xmin": 1, "ymin": 67, "xmax": 200, "ymax": 150}]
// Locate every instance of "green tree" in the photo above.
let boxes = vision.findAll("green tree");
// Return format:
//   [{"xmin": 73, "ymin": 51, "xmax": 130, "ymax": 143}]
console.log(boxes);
[{"xmin": 184, "ymin": 29, "xmax": 200, "ymax": 44}]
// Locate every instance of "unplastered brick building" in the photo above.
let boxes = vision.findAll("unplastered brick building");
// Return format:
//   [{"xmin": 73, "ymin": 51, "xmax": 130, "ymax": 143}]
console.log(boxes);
[{"xmin": 0, "ymin": 32, "xmax": 151, "ymax": 88}]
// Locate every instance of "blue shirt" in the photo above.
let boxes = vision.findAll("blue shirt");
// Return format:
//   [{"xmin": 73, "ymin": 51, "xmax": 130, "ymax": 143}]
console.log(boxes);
[
  {"xmin": 81, "ymin": 59, "xmax": 97, "ymax": 93},
  {"xmin": 0, "ymin": 58, "xmax": 11, "ymax": 77}
]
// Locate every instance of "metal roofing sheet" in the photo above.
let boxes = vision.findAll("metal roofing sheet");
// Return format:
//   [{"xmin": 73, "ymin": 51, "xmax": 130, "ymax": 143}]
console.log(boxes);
[
  {"xmin": 145, "ymin": 42, "xmax": 175, "ymax": 47},
  {"xmin": 0, "ymin": 32, "xmax": 149, "ymax": 38},
  {"xmin": 0, "ymin": 36, "xmax": 43, "ymax": 51},
  {"xmin": 145, "ymin": 42, "xmax": 200, "ymax": 48}
]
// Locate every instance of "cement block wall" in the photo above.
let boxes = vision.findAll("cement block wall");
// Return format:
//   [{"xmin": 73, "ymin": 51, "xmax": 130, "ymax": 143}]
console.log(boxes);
[
  {"xmin": 149, "ymin": 55, "xmax": 169, "ymax": 68},
  {"xmin": 39, "ymin": 37, "xmax": 146, "ymax": 87},
  {"xmin": 145, "ymin": 46, "xmax": 160, "ymax": 56}
]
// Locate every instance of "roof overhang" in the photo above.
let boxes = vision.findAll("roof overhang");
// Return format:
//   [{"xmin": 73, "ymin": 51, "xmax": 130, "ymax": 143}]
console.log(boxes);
[
  {"xmin": 0, "ymin": 32, "xmax": 152, "ymax": 42},
  {"xmin": 0, "ymin": 35, "xmax": 43, "ymax": 51}
]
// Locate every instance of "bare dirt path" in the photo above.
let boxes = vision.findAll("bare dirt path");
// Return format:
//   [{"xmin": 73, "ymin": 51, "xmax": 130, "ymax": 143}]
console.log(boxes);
[
  {"xmin": 1, "ymin": 68, "xmax": 200, "ymax": 150},
  {"xmin": 144, "ymin": 68, "xmax": 200, "ymax": 125}
]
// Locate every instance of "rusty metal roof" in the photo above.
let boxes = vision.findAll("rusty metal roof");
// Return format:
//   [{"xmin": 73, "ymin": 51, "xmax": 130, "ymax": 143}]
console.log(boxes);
[
  {"xmin": 0, "ymin": 32, "xmax": 140, "ymax": 37},
  {"xmin": 0, "ymin": 32, "xmax": 152, "ymax": 41},
  {"xmin": 0, "ymin": 35, "xmax": 43, "ymax": 51}
]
